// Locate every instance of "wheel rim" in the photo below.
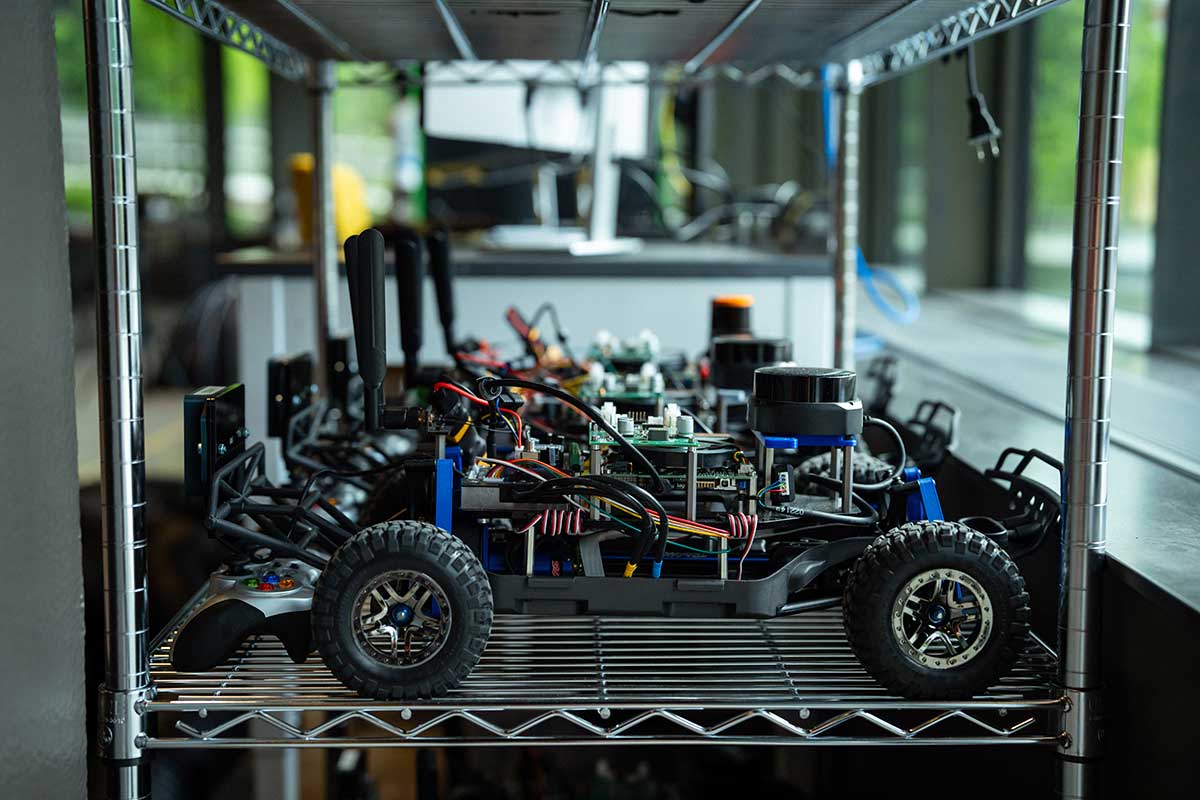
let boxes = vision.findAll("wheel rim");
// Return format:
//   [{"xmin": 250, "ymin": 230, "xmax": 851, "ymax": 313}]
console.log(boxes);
[
  {"xmin": 890, "ymin": 568, "xmax": 992, "ymax": 671},
  {"xmin": 352, "ymin": 570, "xmax": 452, "ymax": 668}
]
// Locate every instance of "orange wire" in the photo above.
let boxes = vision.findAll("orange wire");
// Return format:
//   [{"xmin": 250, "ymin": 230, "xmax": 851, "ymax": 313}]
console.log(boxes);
[
  {"xmin": 507, "ymin": 459, "xmax": 726, "ymax": 536},
  {"xmin": 501, "ymin": 408, "xmax": 524, "ymax": 445}
]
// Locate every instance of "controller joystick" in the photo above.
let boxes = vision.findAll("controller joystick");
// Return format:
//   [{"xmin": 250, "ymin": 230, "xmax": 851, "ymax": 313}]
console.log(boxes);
[{"xmin": 171, "ymin": 560, "xmax": 320, "ymax": 672}]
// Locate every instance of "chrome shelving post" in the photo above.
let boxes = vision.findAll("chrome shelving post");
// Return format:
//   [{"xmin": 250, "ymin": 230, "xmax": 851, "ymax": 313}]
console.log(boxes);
[
  {"xmin": 311, "ymin": 60, "xmax": 338, "ymax": 391},
  {"xmin": 83, "ymin": 0, "xmax": 150, "ymax": 797},
  {"xmin": 831, "ymin": 62, "xmax": 862, "ymax": 371},
  {"xmin": 1059, "ymin": 0, "xmax": 1131, "ymax": 796}
]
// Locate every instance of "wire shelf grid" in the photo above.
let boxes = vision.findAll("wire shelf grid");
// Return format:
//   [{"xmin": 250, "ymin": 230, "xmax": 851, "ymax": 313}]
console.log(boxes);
[{"xmin": 146, "ymin": 610, "xmax": 1063, "ymax": 748}]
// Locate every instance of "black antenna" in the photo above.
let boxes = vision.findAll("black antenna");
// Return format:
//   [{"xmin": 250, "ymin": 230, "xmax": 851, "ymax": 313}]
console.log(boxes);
[
  {"xmin": 393, "ymin": 228, "xmax": 425, "ymax": 387},
  {"xmin": 345, "ymin": 228, "xmax": 387, "ymax": 431},
  {"xmin": 426, "ymin": 225, "xmax": 456, "ymax": 355}
]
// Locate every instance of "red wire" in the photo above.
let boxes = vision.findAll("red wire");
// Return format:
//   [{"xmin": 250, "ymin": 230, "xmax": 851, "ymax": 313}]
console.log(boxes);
[
  {"xmin": 507, "ymin": 458, "xmax": 725, "ymax": 535},
  {"xmin": 455, "ymin": 352, "xmax": 509, "ymax": 370},
  {"xmin": 433, "ymin": 381, "xmax": 489, "ymax": 407},
  {"xmin": 737, "ymin": 515, "xmax": 757, "ymax": 580},
  {"xmin": 501, "ymin": 408, "xmax": 524, "ymax": 445},
  {"xmin": 432, "ymin": 382, "xmax": 524, "ymax": 444}
]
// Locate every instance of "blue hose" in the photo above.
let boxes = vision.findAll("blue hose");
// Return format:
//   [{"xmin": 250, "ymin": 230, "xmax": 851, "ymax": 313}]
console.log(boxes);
[{"xmin": 821, "ymin": 68, "xmax": 920, "ymax": 327}]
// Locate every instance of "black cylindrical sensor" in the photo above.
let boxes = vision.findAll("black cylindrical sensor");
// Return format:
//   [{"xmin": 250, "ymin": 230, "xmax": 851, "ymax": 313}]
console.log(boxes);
[
  {"xmin": 752, "ymin": 366, "xmax": 856, "ymax": 403},
  {"xmin": 749, "ymin": 365, "xmax": 863, "ymax": 437},
  {"xmin": 710, "ymin": 335, "xmax": 792, "ymax": 391},
  {"xmin": 710, "ymin": 295, "xmax": 754, "ymax": 339}
]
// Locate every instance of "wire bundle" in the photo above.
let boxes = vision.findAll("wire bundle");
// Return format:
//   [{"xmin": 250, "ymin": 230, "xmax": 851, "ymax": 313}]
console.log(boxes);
[
  {"xmin": 518, "ymin": 508, "xmax": 585, "ymax": 537},
  {"xmin": 727, "ymin": 512, "xmax": 759, "ymax": 580},
  {"xmin": 433, "ymin": 380, "xmax": 524, "ymax": 445},
  {"xmin": 478, "ymin": 453, "xmax": 737, "ymax": 578}
]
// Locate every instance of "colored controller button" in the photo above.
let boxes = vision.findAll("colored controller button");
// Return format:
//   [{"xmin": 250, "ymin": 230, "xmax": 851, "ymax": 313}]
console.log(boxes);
[
  {"xmin": 278, "ymin": 578, "xmax": 295, "ymax": 590},
  {"xmin": 263, "ymin": 573, "xmax": 280, "ymax": 584},
  {"xmin": 243, "ymin": 578, "xmax": 258, "ymax": 588},
  {"xmin": 258, "ymin": 582, "xmax": 275, "ymax": 592}
]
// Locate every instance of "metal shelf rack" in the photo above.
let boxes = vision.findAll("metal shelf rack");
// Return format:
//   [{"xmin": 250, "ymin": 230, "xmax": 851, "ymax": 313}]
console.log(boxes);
[
  {"xmin": 146, "ymin": 611, "xmax": 1062, "ymax": 748},
  {"xmin": 81, "ymin": 1, "xmax": 1130, "ymax": 798}
]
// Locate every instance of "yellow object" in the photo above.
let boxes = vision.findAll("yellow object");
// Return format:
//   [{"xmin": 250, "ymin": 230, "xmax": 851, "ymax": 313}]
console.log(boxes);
[
  {"xmin": 623, "ymin": 562, "xmax": 638, "ymax": 578},
  {"xmin": 450, "ymin": 421, "xmax": 471, "ymax": 444},
  {"xmin": 713, "ymin": 294, "xmax": 755, "ymax": 308},
  {"xmin": 289, "ymin": 153, "xmax": 372, "ymax": 246}
]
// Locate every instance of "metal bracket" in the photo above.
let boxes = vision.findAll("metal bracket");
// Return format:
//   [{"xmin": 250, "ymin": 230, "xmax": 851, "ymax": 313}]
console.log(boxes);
[
  {"xmin": 1057, "ymin": 686, "xmax": 1104, "ymax": 759},
  {"xmin": 144, "ymin": 0, "xmax": 309, "ymax": 81},
  {"xmin": 848, "ymin": 0, "xmax": 1073, "ymax": 88},
  {"xmin": 98, "ymin": 685, "xmax": 152, "ymax": 761}
]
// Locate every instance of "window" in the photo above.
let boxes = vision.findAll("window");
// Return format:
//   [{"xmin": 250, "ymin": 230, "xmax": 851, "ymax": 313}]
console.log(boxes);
[
  {"xmin": 222, "ymin": 48, "xmax": 271, "ymax": 236},
  {"xmin": 892, "ymin": 71, "xmax": 928, "ymax": 269},
  {"xmin": 56, "ymin": 1, "xmax": 206, "ymax": 228},
  {"xmin": 333, "ymin": 65, "xmax": 405, "ymax": 219},
  {"xmin": 1025, "ymin": 0, "xmax": 1170, "ymax": 315}
]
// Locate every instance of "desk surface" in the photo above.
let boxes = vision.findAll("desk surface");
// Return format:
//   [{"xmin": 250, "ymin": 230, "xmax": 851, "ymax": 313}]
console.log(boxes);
[
  {"xmin": 865, "ymin": 292, "xmax": 1200, "ymax": 620},
  {"xmin": 218, "ymin": 241, "xmax": 831, "ymax": 279}
]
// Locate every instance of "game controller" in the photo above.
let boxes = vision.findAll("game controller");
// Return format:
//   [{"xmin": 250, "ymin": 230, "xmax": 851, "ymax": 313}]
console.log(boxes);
[{"xmin": 171, "ymin": 558, "xmax": 320, "ymax": 672}]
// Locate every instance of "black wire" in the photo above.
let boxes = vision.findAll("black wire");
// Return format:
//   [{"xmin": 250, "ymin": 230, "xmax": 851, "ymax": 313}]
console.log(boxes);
[
  {"xmin": 527, "ymin": 302, "xmax": 577, "ymax": 364},
  {"xmin": 778, "ymin": 473, "xmax": 879, "ymax": 526},
  {"xmin": 515, "ymin": 478, "xmax": 653, "ymax": 548},
  {"xmin": 286, "ymin": 456, "xmax": 419, "ymax": 541},
  {"xmin": 585, "ymin": 474, "xmax": 671, "ymax": 567},
  {"xmin": 477, "ymin": 376, "xmax": 669, "ymax": 492},
  {"xmin": 854, "ymin": 416, "xmax": 908, "ymax": 491}
]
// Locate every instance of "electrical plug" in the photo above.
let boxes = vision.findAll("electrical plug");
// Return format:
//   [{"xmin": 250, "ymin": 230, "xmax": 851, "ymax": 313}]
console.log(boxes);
[{"xmin": 967, "ymin": 93, "xmax": 1001, "ymax": 160}]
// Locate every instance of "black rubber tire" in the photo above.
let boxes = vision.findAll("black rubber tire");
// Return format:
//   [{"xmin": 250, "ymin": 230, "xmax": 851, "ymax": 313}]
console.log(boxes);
[
  {"xmin": 842, "ymin": 520, "xmax": 1030, "ymax": 700},
  {"xmin": 796, "ymin": 451, "xmax": 894, "ymax": 490},
  {"xmin": 313, "ymin": 521, "xmax": 493, "ymax": 700}
]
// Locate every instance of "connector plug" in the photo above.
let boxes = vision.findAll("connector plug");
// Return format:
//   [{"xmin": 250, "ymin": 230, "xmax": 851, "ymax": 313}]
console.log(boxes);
[
  {"xmin": 963, "ymin": 45, "xmax": 1001, "ymax": 161},
  {"xmin": 967, "ymin": 94, "xmax": 1001, "ymax": 160}
]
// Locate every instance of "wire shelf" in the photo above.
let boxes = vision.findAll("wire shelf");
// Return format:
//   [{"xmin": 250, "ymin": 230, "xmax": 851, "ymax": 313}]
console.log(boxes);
[{"xmin": 146, "ymin": 610, "xmax": 1064, "ymax": 748}]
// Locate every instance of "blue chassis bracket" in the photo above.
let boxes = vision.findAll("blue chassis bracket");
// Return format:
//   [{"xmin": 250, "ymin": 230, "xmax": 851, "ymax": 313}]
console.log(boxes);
[
  {"xmin": 434, "ymin": 446, "xmax": 462, "ymax": 533},
  {"xmin": 762, "ymin": 434, "xmax": 857, "ymax": 449},
  {"xmin": 902, "ymin": 466, "xmax": 944, "ymax": 522},
  {"xmin": 761, "ymin": 434, "xmax": 944, "ymax": 524}
]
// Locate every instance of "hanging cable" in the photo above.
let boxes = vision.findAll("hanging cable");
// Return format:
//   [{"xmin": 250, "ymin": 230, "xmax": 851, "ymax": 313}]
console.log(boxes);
[
  {"xmin": 853, "ymin": 416, "xmax": 907, "ymax": 491},
  {"xmin": 964, "ymin": 45, "xmax": 1002, "ymax": 160}
]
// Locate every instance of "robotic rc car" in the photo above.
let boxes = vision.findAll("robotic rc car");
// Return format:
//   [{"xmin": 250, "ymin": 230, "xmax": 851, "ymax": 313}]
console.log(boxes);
[{"xmin": 173, "ymin": 227, "xmax": 1058, "ymax": 702}]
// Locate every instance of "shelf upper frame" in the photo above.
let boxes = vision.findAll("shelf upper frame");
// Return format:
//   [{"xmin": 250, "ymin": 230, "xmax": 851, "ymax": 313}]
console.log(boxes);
[{"xmin": 144, "ymin": 0, "xmax": 1074, "ymax": 87}]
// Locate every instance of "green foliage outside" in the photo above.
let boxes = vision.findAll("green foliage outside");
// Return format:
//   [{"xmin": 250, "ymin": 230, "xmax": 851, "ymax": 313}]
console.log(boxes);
[
  {"xmin": 1029, "ymin": 0, "xmax": 1167, "ymax": 228},
  {"xmin": 224, "ymin": 47, "xmax": 268, "ymax": 124},
  {"xmin": 55, "ymin": 1, "xmax": 204, "ymax": 118},
  {"xmin": 334, "ymin": 63, "xmax": 394, "ymax": 137},
  {"xmin": 1026, "ymin": 0, "xmax": 1168, "ymax": 313}
]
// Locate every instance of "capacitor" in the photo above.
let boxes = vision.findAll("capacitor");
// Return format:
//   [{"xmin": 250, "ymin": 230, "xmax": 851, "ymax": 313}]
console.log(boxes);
[
  {"xmin": 616, "ymin": 416, "xmax": 635, "ymax": 436},
  {"xmin": 676, "ymin": 415, "xmax": 695, "ymax": 437}
]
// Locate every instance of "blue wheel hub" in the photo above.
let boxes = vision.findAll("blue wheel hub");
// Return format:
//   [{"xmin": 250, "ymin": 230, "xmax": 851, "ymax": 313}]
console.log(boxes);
[
  {"xmin": 927, "ymin": 604, "xmax": 948, "ymax": 624},
  {"xmin": 390, "ymin": 604, "xmax": 414, "ymax": 627}
]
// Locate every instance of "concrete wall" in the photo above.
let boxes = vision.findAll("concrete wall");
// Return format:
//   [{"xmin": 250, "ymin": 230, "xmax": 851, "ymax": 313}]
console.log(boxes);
[{"xmin": 0, "ymin": 2, "xmax": 88, "ymax": 798}]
